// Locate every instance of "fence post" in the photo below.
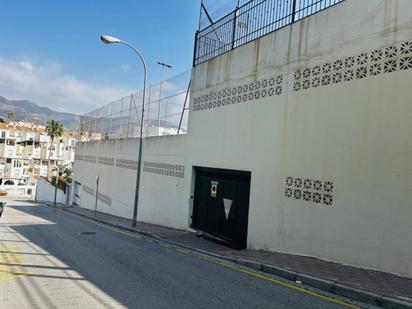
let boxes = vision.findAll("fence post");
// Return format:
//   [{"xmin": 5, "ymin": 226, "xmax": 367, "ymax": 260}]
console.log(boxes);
[
  {"xmin": 231, "ymin": 5, "xmax": 239, "ymax": 50},
  {"xmin": 193, "ymin": 31, "xmax": 199, "ymax": 66},
  {"xmin": 66, "ymin": 183, "xmax": 70, "ymax": 205},
  {"xmin": 53, "ymin": 169, "xmax": 58, "ymax": 205},
  {"xmin": 94, "ymin": 176, "xmax": 99, "ymax": 217},
  {"xmin": 146, "ymin": 85, "xmax": 151, "ymax": 137},
  {"xmin": 291, "ymin": 0, "xmax": 297, "ymax": 23},
  {"xmin": 126, "ymin": 96, "xmax": 132, "ymax": 138},
  {"xmin": 109, "ymin": 102, "xmax": 113, "ymax": 139},
  {"xmin": 178, "ymin": 80, "xmax": 191, "ymax": 135}
]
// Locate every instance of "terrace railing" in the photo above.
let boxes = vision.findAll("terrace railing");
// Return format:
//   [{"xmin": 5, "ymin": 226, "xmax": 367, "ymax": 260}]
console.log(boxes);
[{"xmin": 194, "ymin": 0, "xmax": 346, "ymax": 65}]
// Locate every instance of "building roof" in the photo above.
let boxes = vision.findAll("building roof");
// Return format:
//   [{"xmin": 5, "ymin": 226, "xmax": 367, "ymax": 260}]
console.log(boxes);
[{"xmin": 0, "ymin": 121, "xmax": 80, "ymax": 139}]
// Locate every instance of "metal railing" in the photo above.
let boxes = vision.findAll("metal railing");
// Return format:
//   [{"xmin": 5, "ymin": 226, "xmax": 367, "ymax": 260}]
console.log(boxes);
[
  {"xmin": 79, "ymin": 71, "xmax": 191, "ymax": 142},
  {"xmin": 194, "ymin": 0, "xmax": 346, "ymax": 65}
]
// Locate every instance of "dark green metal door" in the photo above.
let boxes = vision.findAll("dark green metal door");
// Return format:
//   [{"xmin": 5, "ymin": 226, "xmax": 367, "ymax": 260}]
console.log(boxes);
[{"xmin": 192, "ymin": 167, "xmax": 251, "ymax": 249}]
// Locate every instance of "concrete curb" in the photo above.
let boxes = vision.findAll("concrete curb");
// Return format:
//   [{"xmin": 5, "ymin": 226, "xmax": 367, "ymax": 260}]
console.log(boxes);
[{"xmin": 46, "ymin": 204, "xmax": 411, "ymax": 309}]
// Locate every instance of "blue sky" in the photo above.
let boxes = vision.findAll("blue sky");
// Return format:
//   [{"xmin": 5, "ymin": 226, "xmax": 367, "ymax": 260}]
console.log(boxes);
[{"xmin": 0, "ymin": 0, "xmax": 202, "ymax": 114}]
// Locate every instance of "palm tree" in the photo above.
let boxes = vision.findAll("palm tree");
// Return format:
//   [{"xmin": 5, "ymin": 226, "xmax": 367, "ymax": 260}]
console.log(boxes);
[
  {"xmin": 7, "ymin": 112, "xmax": 14, "ymax": 122},
  {"xmin": 46, "ymin": 120, "xmax": 64, "ymax": 178}
]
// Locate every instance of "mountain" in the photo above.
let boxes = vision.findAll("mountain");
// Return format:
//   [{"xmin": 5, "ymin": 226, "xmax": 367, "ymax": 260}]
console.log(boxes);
[{"xmin": 0, "ymin": 96, "xmax": 80, "ymax": 131}]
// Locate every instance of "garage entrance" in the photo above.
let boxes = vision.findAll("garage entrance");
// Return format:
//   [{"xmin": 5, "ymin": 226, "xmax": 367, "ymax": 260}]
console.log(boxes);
[{"xmin": 192, "ymin": 167, "xmax": 251, "ymax": 249}]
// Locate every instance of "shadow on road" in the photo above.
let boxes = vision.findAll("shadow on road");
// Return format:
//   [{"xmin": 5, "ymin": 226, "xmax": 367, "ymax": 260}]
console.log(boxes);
[{"xmin": 1, "ymin": 203, "xmax": 154, "ymax": 308}]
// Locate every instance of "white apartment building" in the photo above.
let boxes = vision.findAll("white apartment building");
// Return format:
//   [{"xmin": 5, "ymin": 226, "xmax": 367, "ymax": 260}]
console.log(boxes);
[{"xmin": 0, "ymin": 122, "xmax": 78, "ymax": 187}]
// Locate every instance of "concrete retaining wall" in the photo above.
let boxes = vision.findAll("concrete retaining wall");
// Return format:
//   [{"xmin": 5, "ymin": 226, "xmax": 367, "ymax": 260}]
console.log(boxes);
[
  {"xmin": 74, "ymin": 0, "xmax": 412, "ymax": 277},
  {"xmin": 36, "ymin": 177, "xmax": 68, "ymax": 205}
]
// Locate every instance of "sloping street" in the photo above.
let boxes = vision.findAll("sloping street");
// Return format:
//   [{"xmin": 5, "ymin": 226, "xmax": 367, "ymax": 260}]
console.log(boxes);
[{"xmin": 0, "ymin": 200, "xmax": 374, "ymax": 309}]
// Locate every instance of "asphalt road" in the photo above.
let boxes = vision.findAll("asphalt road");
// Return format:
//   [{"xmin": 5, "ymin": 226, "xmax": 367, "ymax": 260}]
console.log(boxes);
[{"xmin": 0, "ymin": 200, "xmax": 374, "ymax": 309}]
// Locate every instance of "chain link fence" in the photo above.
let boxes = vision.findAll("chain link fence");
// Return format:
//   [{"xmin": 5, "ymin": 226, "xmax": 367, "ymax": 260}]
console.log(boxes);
[
  {"xmin": 80, "ymin": 70, "xmax": 190, "ymax": 141},
  {"xmin": 199, "ymin": 0, "xmax": 251, "ymax": 30}
]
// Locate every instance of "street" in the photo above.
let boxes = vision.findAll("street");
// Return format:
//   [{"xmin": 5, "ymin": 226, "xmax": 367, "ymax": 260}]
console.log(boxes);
[{"xmin": 0, "ymin": 200, "xmax": 370, "ymax": 309}]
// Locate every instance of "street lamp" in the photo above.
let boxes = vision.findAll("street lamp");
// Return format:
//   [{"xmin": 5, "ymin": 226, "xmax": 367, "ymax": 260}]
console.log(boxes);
[{"xmin": 100, "ymin": 35, "xmax": 147, "ymax": 227}]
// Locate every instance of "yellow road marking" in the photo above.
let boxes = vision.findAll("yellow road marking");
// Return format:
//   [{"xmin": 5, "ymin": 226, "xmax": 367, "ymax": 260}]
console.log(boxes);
[
  {"xmin": 0, "ymin": 256, "xmax": 21, "ymax": 261},
  {"xmin": 0, "ymin": 250, "xmax": 23, "ymax": 254},
  {"xmin": 159, "ymin": 243, "xmax": 172, "ymax": 248},
  {"xmin": 199, "ymin": 256, "xmax": 359, "ymax": 309},
  {"xmin": 176, "ymin": 248, "xmax": 190, "ymax": 254},
  {"xmin": 0, "ymin": 252, "xmax": 22, "ymax": 255},
  {"xmin": 0, "ymin": 273, "xmax": 30, "ymax": 283},
  {"xmin": 0, "ymin": 254, "xmax": 23, "ymax": 258},
  {"xmin": 0, "ymin": 256, "xmax": 24, "ymax": 263},
  {"xmin": 0, "ymin": 270, "xmax": 30, "ymax": 275},
  {"xmin": 0, "ymin": 246, "xmax": 21, "ymax": 249},
  {"xmin": 0, "ymin": 266, "xmax": 20, "ymax": 271}
]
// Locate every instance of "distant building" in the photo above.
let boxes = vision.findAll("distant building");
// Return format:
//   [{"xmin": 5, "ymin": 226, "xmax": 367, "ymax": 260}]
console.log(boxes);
[{"xmin": 0, "ymin": 121, "xmax": 78, "ymax": 187}]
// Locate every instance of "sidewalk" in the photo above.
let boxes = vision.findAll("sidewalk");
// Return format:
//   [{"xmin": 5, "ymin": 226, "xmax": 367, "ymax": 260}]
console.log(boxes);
[{"xmin": 54, "ymin": 204, "xmax": 411, "ymax": 308}]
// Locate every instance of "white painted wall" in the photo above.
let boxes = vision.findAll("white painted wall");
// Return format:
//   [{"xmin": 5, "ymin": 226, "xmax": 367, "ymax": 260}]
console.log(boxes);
[
  {"xmin": 187, "ymin": 0, "xmax": 412, "ymax": 278},
  {"xmin": 74, "ymin": 0, "xmax": 412, "ymax": 277},
  {"xmin": 74, "ymin": 139, "xmax": 140, "ymax": 219},
  {"xmin": 0, "ymin": 183, "xmax": 36, "ymax": 199},
  {"xmin": 75, "ymin": 136, "xmax": 191, "ymax": 230},
  {"xmin": 35, "ymin": 177, "xmax": 67, "ymax": 205},
  {"xmin": 138, "ymin": 135, "xmax": 190, "ymax": 229}
]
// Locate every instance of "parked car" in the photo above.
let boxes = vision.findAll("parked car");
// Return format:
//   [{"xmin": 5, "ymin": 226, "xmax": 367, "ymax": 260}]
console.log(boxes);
[{"xmin": 0, "ymin": 201, "xmax": 5, "ymax": 218}]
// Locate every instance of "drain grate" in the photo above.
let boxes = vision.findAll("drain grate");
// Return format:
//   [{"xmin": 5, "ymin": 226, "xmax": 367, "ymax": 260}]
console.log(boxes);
[{"xmin": 79, "ymin": 232, "xmax": 97, "ymax": 235}]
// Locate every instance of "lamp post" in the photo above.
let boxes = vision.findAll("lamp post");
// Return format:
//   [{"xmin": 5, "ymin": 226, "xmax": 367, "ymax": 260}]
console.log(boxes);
[{"xmin": 100, "ymin": 35, "xmax": 147, "ymax": 227}]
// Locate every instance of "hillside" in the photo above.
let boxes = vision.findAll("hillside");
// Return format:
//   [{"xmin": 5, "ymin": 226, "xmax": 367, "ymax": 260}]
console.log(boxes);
[{"xmin": 0, "ymin": 96, "xmax": 80, "ymax": 130}]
